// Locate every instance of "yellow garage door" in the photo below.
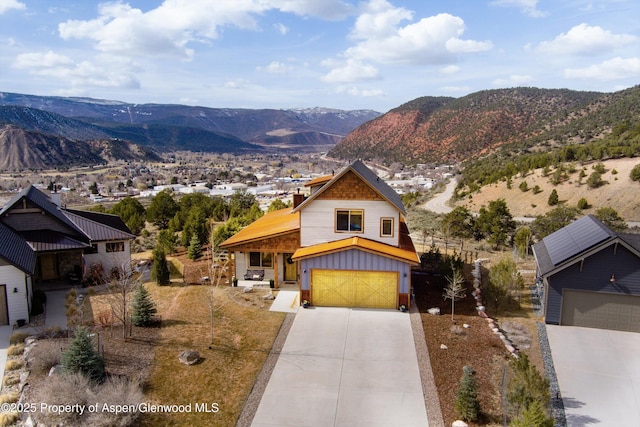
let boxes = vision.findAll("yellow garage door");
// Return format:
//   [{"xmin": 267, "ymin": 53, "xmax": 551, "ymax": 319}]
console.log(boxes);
[{"xmin": 311, "ymin": 269, "xmax": 398, "ymax": 309}]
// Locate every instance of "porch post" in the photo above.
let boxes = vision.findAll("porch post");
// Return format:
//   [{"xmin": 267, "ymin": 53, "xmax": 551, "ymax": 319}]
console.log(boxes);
[{"xmin": 273, "ymin": 251, "xmax": 279, "ymax": 289}]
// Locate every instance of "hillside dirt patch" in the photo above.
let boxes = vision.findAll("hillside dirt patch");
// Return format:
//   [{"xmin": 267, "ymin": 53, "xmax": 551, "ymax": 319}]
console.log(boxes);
[{"xmin": 456, "ymin": 157, "xmax": 640, "ymax": 221}]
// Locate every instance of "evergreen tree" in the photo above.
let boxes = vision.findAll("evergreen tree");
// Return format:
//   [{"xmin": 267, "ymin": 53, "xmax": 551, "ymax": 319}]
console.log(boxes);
[
  {"xmin": 455, "ymin": 365, "xmax": 480, "ymax": 422},
  {"xmin": 547, "ymin": 189, "xmax": 559, "ymax": 206},
  {"xmin": 187, "ymin": 233, "xmax": 202, "ymax": 260},
  {"xmin": 61, "ymin": 326, "xmax": 105, "ymax": 382},
  {"xmin": 153, "ymin": 247, "xmax": 170, "ymax": 285},
  {"xmin": 132, "ymin": 284, "xmax": 157, "ymax": 327}
]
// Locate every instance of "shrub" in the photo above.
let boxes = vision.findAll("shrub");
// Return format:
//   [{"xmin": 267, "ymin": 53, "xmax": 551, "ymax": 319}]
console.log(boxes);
[
  {"xmin": 631, "ymin": 164, "xmax": 640, "ymax": 181},
  {"xmin": 532, "ymin": 185, "xmax": 542, "ymax": 194},
  {"xmin": 4, "ymin": 360, "xmax": 23, "ymax": 371},
  {"xmin": 29, "ymin": 373, "xmax": 92, "ymax": 426},
  {"xmin": 6, "ymin": 344, "xmax": 24, "ymax": 356},
  {"xmin": 518, "ymin": 181, "xmax": 528, "ymax": 192},
  {"xmin": 9, "ymin": 331, "xmax": 30, "ymax": 345},
  {"xmin": 28, "ymin": 339, "xmax": 64, "ymax": 374},
  {"xmin": 0, "ymin": 412, "xmax": 19, "ymax": 427},
  {"xmin": 577, "ymin": 198, "xmax": 590, "ymax": 210},
  {"xmin": 0, "ymin": 393, "xmax": 19, "ymax": 404},
  {"xmin": 3, "ymin": 375, "xmax": 19, "ymax": 387},
  {"xmin": 508, "ymin": 353, "xmax": 550, "ymax": 420},
  {"xmin": 455, "ymin": 365, "xmax": 480, "ymax": 422},
  {"xmin": 547, "ymin": 189, "xmax": 559, "ymax": 206},
  {"xmin": 88, "ymin": 376, "xmax": 144, "ymax": 427},
  {"xmin": 61, "ymin": 327, "xmax": 105, "ymax": 382},
  {"xmin": 586, "ymin": 171, "xmax": 605, "ymax": 188}
]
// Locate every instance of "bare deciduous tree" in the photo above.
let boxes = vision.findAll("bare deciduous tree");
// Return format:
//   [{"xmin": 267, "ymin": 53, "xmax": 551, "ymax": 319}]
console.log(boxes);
[
  {"xmin": 443, "ymin": 263, "xmax": 466, "ymax": 322},
  {"xmin": 202, "ymin": 223, "xmax": 230, "ymax": 346},
  {"xmin": 106, "ymin": 262, "xmax": 139, "ymax": 339}
]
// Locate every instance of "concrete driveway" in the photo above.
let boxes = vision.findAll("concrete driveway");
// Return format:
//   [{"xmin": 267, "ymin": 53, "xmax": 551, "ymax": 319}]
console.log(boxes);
[
  {"xmin": 251, "ymin": 307, "xmax": 429, "ymax": 427},
  {"xmin": 547, "ymin": 325, "xmax": 640, "ymax": 426}
]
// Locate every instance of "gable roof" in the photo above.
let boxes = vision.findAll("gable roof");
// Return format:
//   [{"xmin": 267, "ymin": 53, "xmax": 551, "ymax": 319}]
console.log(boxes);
[
  {"xmin": 533, "ymin": 215, "xmax": 636, "ymax": 276},
  {"xmin": 0, "ymin": 186, "xmax": 87, "ymax": 238},
  {"xmin": 0, "ymin": 222, "xmax": 36, "ymax": 274},
  {"xmin": 219, "ymin": 208, "xmax": 300, "ymax": 248},
  {"xmin": 64, "ymin": 210, "xmax": 135, "ymax": 241},
  {"xmin": 293, "ymin": 160, "xmax": 406, "ymax": 215}
]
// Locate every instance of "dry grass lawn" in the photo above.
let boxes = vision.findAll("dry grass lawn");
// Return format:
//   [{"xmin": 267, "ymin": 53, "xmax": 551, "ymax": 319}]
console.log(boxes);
[{"xmin": 82, "ymin": 281, "xmax": 285, "ymax": 427}]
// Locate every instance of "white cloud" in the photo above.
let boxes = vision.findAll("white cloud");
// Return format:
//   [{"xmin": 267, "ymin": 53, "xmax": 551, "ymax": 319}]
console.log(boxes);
[
  {"xmin": 56, "ymin": 0, "xmax": 355, "ymax": 60},
  {"xmin": 274, "ymin": 22, "xmax": 289, "ymax": 35},
  {"xmin": 13, "ymin": 50, "xmax": 140, "ymax": 89},
  {"xmin": 258, "ymin": 61, "xmax": 290, "ymax": 73},
  {"xmin": 321, "ymin": 59, "xmax": 380, "ymax": 83},
  {"xmin": 537, "ymin": 24, "xmax": 639, "ymax": 56},
  {"xmin": 564, "ymin": 57, "xmax": 640, "ymax": 80},
  {"xmin": 342, "ymin": 10, "xmax": 492, "ymax": 67},
  {"xmin": 0, "ymin": 0, "xmax": 25, "ymax": 14},
  {"xmin": 223, "ymin": 78, "xmax": 252, "ymax": 89},
  {"xmin": 440, "ymin": 65, "xmax": 460, "ymax": 74},
  {"xmin": 490, "ymin": 0, "xmax": 547, "ymax": 18},
  {"xmin": 492, "ymin": 74, "xmax": 534, "ymax": 86},
  {"xmin": 336, "ymin": 86, "xmax": 385, "ymax": 97}
]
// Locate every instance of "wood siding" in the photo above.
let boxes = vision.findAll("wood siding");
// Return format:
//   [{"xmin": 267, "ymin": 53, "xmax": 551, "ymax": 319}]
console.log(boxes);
[
  {"xmin": 0, "ymin": 264, "xmax": 30, "ymax": 325},
  {"xmin": 545, "ymin": 242, "xmax": 640, "ymax": 324},
  {"xmin": 300, "ymin": 200, "xmax": 399, "ymax": 247},
  {"xmin": 300, "ymin": 249, "xmax": 410, "ymax": 294},
  {"xmin": 2, "ymin": 211, "xmax": 75, "ymax": 234},
  {"xmin": 315, "ymin": 170, "xmax": 384, "ymax": 201}
]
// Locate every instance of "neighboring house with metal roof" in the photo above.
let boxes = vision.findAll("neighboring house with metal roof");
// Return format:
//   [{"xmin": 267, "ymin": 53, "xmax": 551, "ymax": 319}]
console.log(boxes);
[
  {"xmin": 0, "ymin": 185, "xmax": 134, "ymax": 326},
  {"xmin": 221, "ymin": 160, "xmax": 419, "ymax": 309},
  {"xmin": 532, "ymin": 215, "xmax": 640, "ymax": 332}
]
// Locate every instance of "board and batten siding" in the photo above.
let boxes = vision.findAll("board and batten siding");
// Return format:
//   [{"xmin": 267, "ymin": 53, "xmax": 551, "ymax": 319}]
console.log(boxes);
[
  {"xmin": 300, "ymin": 249, "xmax": 410, "ymax": 294},
  {"xmin": 545, "ymin": 242, "xmax": 640, "ymax": 324},
  {"xmin": 300, "ymin": 200, "xmax": 399, "ymax": 247},
  {"xmin": 0, "ymin": 264, "xmax": 30, "ymax": 325}
]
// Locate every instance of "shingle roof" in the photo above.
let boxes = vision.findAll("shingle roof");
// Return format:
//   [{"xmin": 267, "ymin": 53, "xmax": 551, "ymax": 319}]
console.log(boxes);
[
  {"xmin": 293, "ymin": 160, "xmax": 406, "ymax": 215},
  {"xmin": 0, "ymin": 223, "xmax": 36, "ymax": 274}
]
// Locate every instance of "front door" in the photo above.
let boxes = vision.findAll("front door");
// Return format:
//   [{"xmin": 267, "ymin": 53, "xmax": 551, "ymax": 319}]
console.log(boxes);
[
  {"xmin": 283, "ymin": 253, "xmax": 297, "ymax": 282},
  {"xmin": 40, "ymin": 254, "xmax": 58, "ymax": 280}
]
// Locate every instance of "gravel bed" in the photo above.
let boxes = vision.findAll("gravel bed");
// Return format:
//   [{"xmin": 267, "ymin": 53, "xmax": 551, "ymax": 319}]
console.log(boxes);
[
  {"xmin": 410, "ymin": 303, "xmax": 445, "ymax": 427},
  {"xmin": 235, "ymin": 312, "xmax": 296, "ymax": 427},
  {"xmin": 536, "ymin": 321, "xmax": 567, "ymax": 427}
]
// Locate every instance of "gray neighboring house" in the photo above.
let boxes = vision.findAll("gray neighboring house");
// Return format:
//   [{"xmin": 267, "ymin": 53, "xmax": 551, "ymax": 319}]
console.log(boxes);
[
  {"xmin": 0, "ymin": 185, "xmax": 134, "ymax": 326},
  {"xmin": 532, "ymin": 215, "xmax": 640, "ymax": 332}
]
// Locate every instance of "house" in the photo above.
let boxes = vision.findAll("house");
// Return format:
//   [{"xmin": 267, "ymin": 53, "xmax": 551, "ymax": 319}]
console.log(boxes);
[
  {"xmin": 0, "ymin": 186, "xmax": 135, "ymax": 326},
  {"xmin": 532, "ymin": 215, "xmax": 640, "ymax": 332},
  {"xmin": 221, "ymin": 160, "xmax": 419, "ymax": 309}
]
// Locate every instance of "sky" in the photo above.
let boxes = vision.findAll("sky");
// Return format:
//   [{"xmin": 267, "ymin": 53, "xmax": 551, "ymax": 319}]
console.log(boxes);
[{"xmin": 1, "ymin": 0, "xmax": 639, "ymax": 112}]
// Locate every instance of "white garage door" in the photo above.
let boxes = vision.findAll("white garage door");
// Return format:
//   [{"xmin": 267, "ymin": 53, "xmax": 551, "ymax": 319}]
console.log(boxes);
[{"xmin": 561, "ymin": 290, "xmax": 640, "ymax": 332}]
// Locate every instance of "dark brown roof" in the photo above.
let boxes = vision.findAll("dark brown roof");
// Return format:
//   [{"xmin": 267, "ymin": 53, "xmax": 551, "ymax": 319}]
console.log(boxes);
[
  {"xmin": 20, "ymin": 230, "xmax": 90, "ymax": 252},
  {"xmin": 0, "ymin": 223, "xmax": 36, "ymax": 274},
  {"xmin": 64, "ymin": 210, "xmax": 134, "ymax": 241}
]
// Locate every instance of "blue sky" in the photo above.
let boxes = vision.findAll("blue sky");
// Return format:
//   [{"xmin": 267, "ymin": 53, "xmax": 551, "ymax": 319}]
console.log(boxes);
[{"xmin": 1, "ymin": 0, "xmax": 638, "ymax": 112}]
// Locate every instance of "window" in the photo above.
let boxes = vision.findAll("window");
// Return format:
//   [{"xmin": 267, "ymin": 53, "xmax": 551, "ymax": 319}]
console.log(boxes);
[
  {"xmin": 249, "ymin": 252, "xmax": 273, "ymax": 268},
  {"xmin": 381, "ymin": 218, "xmax": 394, "ymax": 237},
  {"xmin": 106, "ymin": 242, "xmax": 124, "ymax": 253},
  {"xmin": 336, "ymin": 209, "xmax": 363, "ymax": 232}
]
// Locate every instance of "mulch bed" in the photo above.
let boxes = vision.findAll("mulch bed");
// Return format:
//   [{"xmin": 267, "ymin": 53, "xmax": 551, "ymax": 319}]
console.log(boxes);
[{"xmin": 414, "ymin": 271, "xmax": 511, "ymax": 426}]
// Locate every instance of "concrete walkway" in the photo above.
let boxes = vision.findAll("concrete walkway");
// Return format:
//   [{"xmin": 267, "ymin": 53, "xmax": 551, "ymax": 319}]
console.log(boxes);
[
  {"xmin": 547, "ymin": 325, "xmax": 640, "ymax": 426},
  {"xmin": 269, "ymin": 291, "xmax": 299, "ymax": 314},
  {"xmin": 251, "ymin": 307, "xmax": 429, "ymax": 427},
  {"xmin": 45, "ymin": 290, "xmax": 69, "ymax": 329}
]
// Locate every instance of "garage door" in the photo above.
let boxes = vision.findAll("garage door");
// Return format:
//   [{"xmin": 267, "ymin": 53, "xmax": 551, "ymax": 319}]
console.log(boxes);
[
  {"xmin": 311, "ymin": 269, "xmax": 398, "ymax": 309},
  {"xmin": 561, "ymin": 290, "xmax": 640, "ymax": 332}
]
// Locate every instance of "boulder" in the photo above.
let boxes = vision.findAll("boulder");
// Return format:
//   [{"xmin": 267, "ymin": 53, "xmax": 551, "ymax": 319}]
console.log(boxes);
[
  {"xmin": 452, "ymin": 421, "xmax": 469, "ymax": 427},
  {"xmin": 440, "ymin": 344, "xmax": 448, "ymax": 350},
  {"xmin": 178, "ymin": 350, "xmax": 200, "ymax": 365},
  {"xmin": 48, "ymin": 365, "xmax": 63, "ymax": 376},
  {"xmin": 263, "ymin": 293, "xmax": 275, "ymax": 300},
  {"xmin": 427, "ymin": 307, "xmax": 440, "ymax": 315}
]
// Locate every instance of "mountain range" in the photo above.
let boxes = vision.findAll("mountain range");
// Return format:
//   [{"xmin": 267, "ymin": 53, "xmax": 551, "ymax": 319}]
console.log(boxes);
[
  {"xmin": 1, "ymin": 86, "xmax": 638, "ymax": 170},
  {"xmin": 330, "ymin": 86, "xmax": 640, "ymax": 164}
]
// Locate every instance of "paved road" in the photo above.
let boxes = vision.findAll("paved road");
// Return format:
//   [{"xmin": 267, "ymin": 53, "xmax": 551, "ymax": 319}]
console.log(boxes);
[
  {"xmin": 423, "ymin": 179, "xmax": 457, "ymax": 214},
  {"xmin": 251, "ymin": 307, "xmax": 429, "ymax": 427},
  {"xmin": 547, "ymin": 325, "xmax": 640, "ymax": 426}
]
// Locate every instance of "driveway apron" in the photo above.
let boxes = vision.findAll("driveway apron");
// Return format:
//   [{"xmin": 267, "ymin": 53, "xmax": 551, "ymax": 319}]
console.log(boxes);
[
  {"xmin": 547, "ymin": 325, "xmax": 640, "ymax": 426},
  {"xmin": 251, "ymin": 307, "xmax": 429, "ymax": 427}
]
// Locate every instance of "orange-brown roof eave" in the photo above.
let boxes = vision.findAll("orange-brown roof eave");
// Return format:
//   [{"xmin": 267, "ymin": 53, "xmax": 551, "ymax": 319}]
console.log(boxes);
[
  {"xmin": 292, "ymin": 236, "xmax": 419, "ymax": 265},
  {"xmin": 220, "ymin": 208, "xmax": 299, "ymax": 248}
]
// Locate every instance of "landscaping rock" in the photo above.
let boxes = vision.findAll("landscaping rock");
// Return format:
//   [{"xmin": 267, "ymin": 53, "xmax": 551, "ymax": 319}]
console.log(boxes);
[
  {"xmin": 178, "ymin": 350, "xmax": 200, "ymax": 365},
  {"xmin": 262, "ymin": 293, "xmax": 275, "ymax": 300},
  {"xmin": 452, "ymin": 420, "xmax": 469, "ymax": 427},
  {"xmin": 463, "ymin": 323, "xmax": 470, "ymax": 328},
  {"xmin": 440, "ymin": 344, "xmax": 448, "ymax": 350},
  {"xmin": 48, "ymin": 365, "xmax": 63, "ymax": 376},
  {"xmin": 427, "ymin": 307, "xmax": 440, "ymax": 315}
]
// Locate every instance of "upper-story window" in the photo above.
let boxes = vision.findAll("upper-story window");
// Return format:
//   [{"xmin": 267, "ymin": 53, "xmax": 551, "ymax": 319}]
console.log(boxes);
[
  {"xmin": 106, "ymin": 242, "xmax": 125, "ymax": 253},
  {"xmin": 380, "ymin": 217, "xmax": 394, "ymax": 237},
  {"xmin": 336, "ymin": 209, "xmax": 363, "ymax": 232}
]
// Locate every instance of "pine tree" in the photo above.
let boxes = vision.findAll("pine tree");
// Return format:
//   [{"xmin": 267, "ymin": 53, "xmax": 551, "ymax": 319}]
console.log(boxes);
[
  {"xmin": 547, "ymin": 189, "xmax": 559, "ymax": 206},
  {"xmin": 60, "ymin": 326, "xmax": 105, "ymax": 382},
  {"xmin": 455, "ymin": 365, "xmax": 480, "ymax": 422},
  {"xmin": 153, "ymin": 247, "xmax": 170, "ymax": 285},
  {"xmin": 187, "ymin": 233, "xmax": 202, "ymax": 260},
  {"xmin": 132, "ymin": 284, "xmax": 157, "ymax": 327}
]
